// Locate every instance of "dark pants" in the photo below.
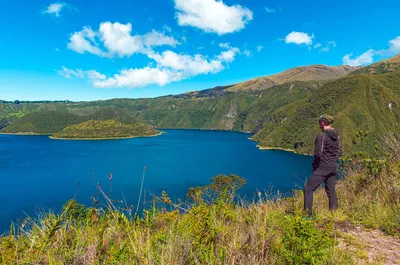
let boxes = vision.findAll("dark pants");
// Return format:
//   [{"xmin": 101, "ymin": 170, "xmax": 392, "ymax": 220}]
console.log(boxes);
[{"xmin": 304, "ymin": 167, "xmax": 338, "ymax": 215}]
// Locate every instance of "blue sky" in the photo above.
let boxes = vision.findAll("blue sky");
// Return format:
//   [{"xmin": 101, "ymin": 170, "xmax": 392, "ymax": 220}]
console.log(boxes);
[{"xmin": 1, "ymin": 0, "xmax": 399, "ymax": 101}]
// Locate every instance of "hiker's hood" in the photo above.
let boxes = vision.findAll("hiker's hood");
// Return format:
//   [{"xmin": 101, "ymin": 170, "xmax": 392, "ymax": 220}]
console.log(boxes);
[{"xmin": 324, "ymin": 128, "xmax": 339, "ymax": 141}]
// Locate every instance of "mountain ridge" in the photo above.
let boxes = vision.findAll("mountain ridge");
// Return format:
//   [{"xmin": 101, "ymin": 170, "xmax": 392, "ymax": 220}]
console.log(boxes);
[{"xmin": 225, "ymin": 64, "xmax": 359, "ymax": 92}]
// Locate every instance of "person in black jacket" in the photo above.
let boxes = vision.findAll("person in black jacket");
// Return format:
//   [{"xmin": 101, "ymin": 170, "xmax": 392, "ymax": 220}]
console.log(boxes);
[{"xmin": 304, "ymin": 114, "xmax": 342, "ymax": 215}]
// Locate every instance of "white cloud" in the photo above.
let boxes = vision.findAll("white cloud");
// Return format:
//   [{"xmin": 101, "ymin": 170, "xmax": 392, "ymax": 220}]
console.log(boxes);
[
  {"xmin": 342, "ymin": 49, "xmax": 375, "ymax": 66},
  {"xmin": 174, "ymin": 0, "xmax": 253, "ymax": 35},
  {"xmin": 219, "ymin": 43, "xmax": 231, "ymax": 49},
  {"xmin": 285, "ymin": 31, "xmax": 314, "ymax": 46},
  {"xmin": 86, "ymin": 70, "xmax": 106, "ymax": 80},
  {"xmin": 92, "ymin": 68, "xmax": 183, "ymax": 88},
  {"xmin": 148, "ymin": 50, "xmax": 225, "ymax": 74},
  {"xmin": 58, "ymin": 67, "xmax": 107, "ymax": 81},
  {"xmin": 57, "ymin": 66, "xmax": 85, "ymax": 79},
  {"xmin": 163, "ymin": 25, "xmax": 172, "ymax": 32},
  {"xmin": 342, "ymin": 35, "xmax": 400, "ymax": 66},
  {"xmin": 314, "ymin": 43, "xmax": 322, "ymax": 49},
  {"xmin": 388, "ymin": 36, "xmax": 400, "ymax": 54},
  {"xmin": 243, "ymin": 50, "xmax": 251, "ymax": 57},
  {"xmin": 62, "ymin": 47, "xmax": 241, "ymax": 89},
  {"xmin": 43, "ymin": 2, "xmax": 67, "ymax": 17},
  {"xmin": 143, "ymin": 30, "xmax": 180, "ymax": 47},
  {"xmin": 218, "ymin": 48, "xmax": 240, "ymax": 62},
  {"xmin": 67, "ymin": 22, "xmax": 180, "ymax": 58},
  {"xmin": 257, "ymin": 45, "xmax": 263, "ymax": 52},
  {"xmin": 265, "ymin": 7, "xmax": 276, "ymax": 13},
  {"xmin": 320, "ymin": 41, "xmax": 336, "ymax": 52},
  {"xmin": 67, "ymin": 27, "xmax": 107, "ymax": 57},
  {"xmin": 99, "ymin": 22, "xmax": 144, "ymax": 57}
]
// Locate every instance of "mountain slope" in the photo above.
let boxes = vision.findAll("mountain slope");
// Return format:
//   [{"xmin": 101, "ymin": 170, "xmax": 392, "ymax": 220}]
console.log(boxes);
[
  {"xmin": 1, "ymin": 81, "xmax": 324, "ymax": 133},
  {"xmin": 351, "ymin": 54, "xmax": 400, "ymax": 75},
  {"xmin": 226, "ymin": 65, "xmax": 358, "ymax": 92},
  {"xmin": 253, "ymin": 69, "xmax": 400, "ymax": 154}
]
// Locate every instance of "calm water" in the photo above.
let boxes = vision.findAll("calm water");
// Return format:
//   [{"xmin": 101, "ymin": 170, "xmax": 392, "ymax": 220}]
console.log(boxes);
[{"xmin": 0, "ymin": 130, "xmax": 312, "ymax": 232}]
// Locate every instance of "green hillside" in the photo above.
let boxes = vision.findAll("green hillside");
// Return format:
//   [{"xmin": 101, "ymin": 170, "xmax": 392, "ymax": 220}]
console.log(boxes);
[
  {"xmin": 1, "ymin": 110, "xmax": 87, "ymax": 134},
  {"xmin": 352, "ymin": 54, "xmax": 400, "ymax": 75},
  {"xmin": 52, "ymin": 120, "xmax": 160, "ymax": 139},
  {"xmin": 1, "ymin": 80, "xmax": 323, "ymax": 134},
  {"xmin": 253, "ymin": 70, "xmax": 400, "ymax": 155}
]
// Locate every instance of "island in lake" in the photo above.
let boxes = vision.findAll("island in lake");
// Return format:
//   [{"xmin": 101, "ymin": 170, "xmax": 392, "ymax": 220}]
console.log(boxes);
[{"xmin": 51, "ymin": 120, "xmax": 161, "ymax": 140}]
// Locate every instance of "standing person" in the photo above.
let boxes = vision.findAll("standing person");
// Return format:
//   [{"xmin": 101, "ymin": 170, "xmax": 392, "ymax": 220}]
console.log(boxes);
[{"xmin": 304, "ymin": 115, "xmax": 342, "ymax": 216}]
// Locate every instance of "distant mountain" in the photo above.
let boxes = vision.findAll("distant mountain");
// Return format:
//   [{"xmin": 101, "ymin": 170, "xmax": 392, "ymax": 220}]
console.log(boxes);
[
  {"xmin": 226, "ymin": 65, "xmax": 359, "ymax": 92},
  {"xmin": 352, "ymin": 54, "xmax": 400, "ymax": 75}
]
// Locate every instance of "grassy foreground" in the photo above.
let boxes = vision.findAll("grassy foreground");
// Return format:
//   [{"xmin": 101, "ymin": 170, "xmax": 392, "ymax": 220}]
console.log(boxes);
[{"xmin": 1, "ymin": 154, "xmax": 399, "ymax": 264}]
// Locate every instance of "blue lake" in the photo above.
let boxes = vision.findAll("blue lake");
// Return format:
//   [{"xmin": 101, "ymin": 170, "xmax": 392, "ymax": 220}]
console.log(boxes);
[{"xmin": 0, "ymin": 129, "xmax": 312, "ymax": 232}]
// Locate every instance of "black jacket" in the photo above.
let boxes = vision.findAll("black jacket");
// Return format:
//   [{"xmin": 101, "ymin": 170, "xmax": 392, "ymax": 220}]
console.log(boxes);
[{"xmin": 312, "ymin": 128, "xmax": 342, "ymax": 170}]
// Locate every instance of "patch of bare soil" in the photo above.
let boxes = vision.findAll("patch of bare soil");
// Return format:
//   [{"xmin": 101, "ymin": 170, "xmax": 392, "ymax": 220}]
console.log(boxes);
[{"xmin": 336, "ymin": 222, "xmax": 400, "ymax": 265}]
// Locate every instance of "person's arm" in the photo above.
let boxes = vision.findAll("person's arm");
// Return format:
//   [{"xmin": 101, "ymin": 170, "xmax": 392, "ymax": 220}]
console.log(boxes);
[
  {"xmin": 312, "ymin": 134, "xmax": 324, "ymax": 170},
  {"xmin": 337, "ymin": 136, "xmax": 342, "ymax": 159}
]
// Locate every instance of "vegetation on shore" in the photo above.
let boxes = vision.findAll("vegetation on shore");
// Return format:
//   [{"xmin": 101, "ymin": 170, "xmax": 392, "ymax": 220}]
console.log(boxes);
[
  {"xmin": 51, "ymin": 120, "xmax": 160, "ymax": 140},
  {"xmin": 1, "ymin": 141, "xmax": 399, "ymax": 264}
]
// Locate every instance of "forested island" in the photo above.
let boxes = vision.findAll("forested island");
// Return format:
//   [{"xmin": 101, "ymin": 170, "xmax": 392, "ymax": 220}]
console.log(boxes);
[{"xmin": 51, "ymin": 120, "xmax": 160, "ymax": 140}]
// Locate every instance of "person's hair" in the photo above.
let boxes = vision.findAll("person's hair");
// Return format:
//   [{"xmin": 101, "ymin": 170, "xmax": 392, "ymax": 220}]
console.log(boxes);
[{"xmin": 320, "ymin": 119, "xmax": 332, "ymax": 126}]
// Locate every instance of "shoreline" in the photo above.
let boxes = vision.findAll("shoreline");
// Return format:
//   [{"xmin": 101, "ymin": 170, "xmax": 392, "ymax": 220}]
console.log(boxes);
[
  {"xmin": 249, "ymin": 137, "xmax": 312, "ymax": 157},
  {"xmin": 0, "ymin": 132, "xmax": 51, "ymax": 136},
  {"xmin": 256, "ymin": 145, "xmax": 312, "ymax": 156},
  {"xmin": 1, "ymin": 130, "xmax": 311, "ymax": 156},
  {"xmin": 49, "ymin": 131, "xmax": 164, "ymax": 141}
]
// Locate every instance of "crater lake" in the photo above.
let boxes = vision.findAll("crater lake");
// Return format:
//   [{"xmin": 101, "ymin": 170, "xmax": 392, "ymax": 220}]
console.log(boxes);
[{"xmin": 0, "ymin": 129, "xmax": 312, "ymax": 232}]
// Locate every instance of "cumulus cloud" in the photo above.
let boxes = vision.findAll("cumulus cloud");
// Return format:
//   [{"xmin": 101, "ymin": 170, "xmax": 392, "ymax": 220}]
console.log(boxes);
[
  {"xmin": 218, "ymin": 48, "xmax": 240, "ymax": 62},
  {"xmin": 67, "ymin": 22, "xmax": 180, "ymax": 58},
  {"xmin": 61, "ymin": 46, "xmax": 240, "ymax": 89},
  {"xmin": 43, "ymin": 2, "xmax": 77, "ymax": 17},
  {"xmin": 342, "ymin": 36, "xmax": 400, "ymax": 66},
  {"xmin": 57, "ymin": 67, "xmax": 85, "ymax": 78},
  {"xmin": 257, "ymin": 46, "xmax": 263, "ymax": 52},
  {"xmin": 148, "ymin": 51, "xmax": 224, "ymax": 74},
  {"xmin": 43, "ymin": 2, "xmax": 67, "ymax": 17},
  {"xmin": 285, "ymin": 31, "xmax": 314, "ymax": 46},
  {"xmin": 92, "ymin": 68, "xmax": 183, "ymax": 88},
  {"xmin": 174, "ymin": 0, "xmax": 253, "ymax": 35},
  {"xmin": 342, "ymin": 49, "xmax": 375, "ymax": 66},
  {"xmin": 98, "ymin": 22, "xmax": 144, "ymax": 57},
  {"xmin": 57, "ymin": 67, "xmax": 108, "ymax": 81},
  {"xmin": 67, "ymin": 27, "xmax": 107, "ymax": 57},
  {"xmin": 388, "ymin": 36, "xmax": 400, "ymax": 54},
  {"xmin": 86, "ymin": 70, "xmax": 106, "ymax": 80}
]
